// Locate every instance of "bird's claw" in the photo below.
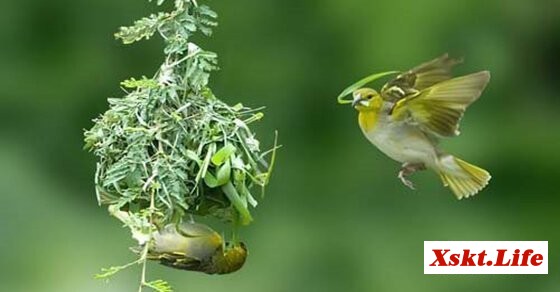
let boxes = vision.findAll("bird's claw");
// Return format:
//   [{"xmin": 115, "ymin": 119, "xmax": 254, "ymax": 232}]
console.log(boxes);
[
  {"xmin": 398, "ymin": 163, "xmax": 425, "ymax": 190},
  {"xmin": 398, "ymin": 170, "xmax": 416, "ymax": 190}
]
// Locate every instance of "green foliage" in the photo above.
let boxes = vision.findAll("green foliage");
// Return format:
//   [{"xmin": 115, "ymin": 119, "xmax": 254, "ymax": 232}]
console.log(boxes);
[
  {"xmin": 94, "ymin": 260, "xmax": 140, "ymax": 279},
  {"xmin": 121, "ymin": 77, "xmax": 160, "ymax": 89},
  {"xmin": 85, "ymin": 0, "xmax": 277, "ymax": 290},
  {"xmin": 145, "ymin": 280, "xmax": 174, "ymax": 292}
]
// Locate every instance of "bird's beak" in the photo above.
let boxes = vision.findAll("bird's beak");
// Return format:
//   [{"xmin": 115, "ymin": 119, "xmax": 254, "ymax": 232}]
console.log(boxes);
[{"xmin": 352, "ymin": 94, "xmax": 366, "ymax": 107}]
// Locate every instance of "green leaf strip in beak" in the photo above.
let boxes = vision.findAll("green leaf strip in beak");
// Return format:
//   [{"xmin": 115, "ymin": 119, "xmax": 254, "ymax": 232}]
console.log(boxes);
[{"xmin": 337, "ymin": 71, "xmax": 400, "ymax": 104}]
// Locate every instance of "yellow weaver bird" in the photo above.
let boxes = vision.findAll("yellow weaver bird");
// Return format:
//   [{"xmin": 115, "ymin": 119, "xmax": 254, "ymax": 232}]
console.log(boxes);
[
  {"xmin": 141, "ymin": 222, "xmax": 247, "ymax": 275},
  {"xmin": 347, "ymin": 54, "xmax": 491, "ymax": 199}
]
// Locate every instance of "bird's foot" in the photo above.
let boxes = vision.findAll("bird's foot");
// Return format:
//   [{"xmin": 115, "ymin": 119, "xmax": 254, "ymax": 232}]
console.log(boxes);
[
  {"xmin": 397, "ymin": 163, "xmax": 426, "ymax": 190},
  {"xmin": 398, "ymin": 170, "xmax": 416, "ymax": 190}
]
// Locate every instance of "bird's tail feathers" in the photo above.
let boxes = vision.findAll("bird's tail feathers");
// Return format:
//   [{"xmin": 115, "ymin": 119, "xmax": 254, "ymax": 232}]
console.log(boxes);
[{"xmin": 436, "ymin": 155, "xmax": 491, "ymax": 199}]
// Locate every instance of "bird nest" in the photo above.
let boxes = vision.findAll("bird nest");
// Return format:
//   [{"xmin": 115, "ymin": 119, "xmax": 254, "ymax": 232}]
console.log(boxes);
[{"xmin": 85, "ymin": 86, "xmax": 277, "ymax": 226}]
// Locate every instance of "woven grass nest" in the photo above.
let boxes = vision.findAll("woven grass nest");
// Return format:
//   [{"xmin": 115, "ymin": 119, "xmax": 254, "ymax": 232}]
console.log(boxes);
[{"xmin": 85, "ymin": 86, "xmax": 277, "ymax": 226}]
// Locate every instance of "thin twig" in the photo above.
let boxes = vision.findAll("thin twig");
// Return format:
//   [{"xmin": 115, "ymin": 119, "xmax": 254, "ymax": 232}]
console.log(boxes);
[
  {"xmin": 139, "ymin": 187, "xmax": 157, "ymax": 292},
  {"xmin": 138, "ymin": 244, "xmax": 149, "ymax": 292}
]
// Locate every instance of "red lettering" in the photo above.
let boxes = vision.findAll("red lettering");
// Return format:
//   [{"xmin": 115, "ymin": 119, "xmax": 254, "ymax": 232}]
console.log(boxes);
[
  {"xmin": 511, "ymin": 249, "xmax": 520, "ymax": 266},
  {"xmin": 427, "ymin": 246, "xmax": 545, "ymax": 270},
  {"xmin": 449, "ymin": 253, "xmax": 460, "ymax": 266},
  {"xmin": 531, "ymin": 254, "xmax": 543, "ymax": 266},
  {"xmin": 477, "ymin": 251, "xmax": 487, "ymax": 266},
  {"xmin": 430, "ymin": 249, "xmax": 450, "ymax": 266},
  {"xmin": 495, "ymin": 249, "xmax": 511, "ymax": 266},
  {"xmin": 520, "ymin": 249, "xmax": 533, "ymax": 266},
  {"xmin": 460, "ymin": 250, "xmax": 476, "ymax": 266}
]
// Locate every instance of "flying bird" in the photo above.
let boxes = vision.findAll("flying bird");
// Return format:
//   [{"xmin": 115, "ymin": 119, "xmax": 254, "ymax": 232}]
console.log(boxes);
[{"xmin": 345, "ymin": 54, "xmax": 491, "ymax": 199}]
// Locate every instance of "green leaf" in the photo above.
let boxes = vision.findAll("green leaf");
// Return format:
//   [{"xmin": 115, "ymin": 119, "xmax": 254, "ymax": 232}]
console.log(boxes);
[
  {"xmin": 115, "ymin": 12, "xmax": 170, "ymax": 45},
  {"xmin": 211, "ymin": 144, "xmax": 236, "ymax": 166},
  {"xmin": 238, "ymin": 183, "xmax": 258, "ymax": 208},
  {"xmin": 198, "ymin": 5, "xmax": 218, "ymax": 18},
  {"xmin": 231, "ymin": 103, "xmax": 244, "ymax": 111},
  {"xmin": 145, "ymin": 279, "xmax": 173, "ymax": 292},
  {"xmin": 204, "ymin": 159, "xmax": 231, "ymax": 188},
  {"xmin": 221, "ymin": 182, "xmax": 252, "ymax": 225},
  {"xmin": 197, "ymin": 143, "xmax": 216, "ymax": 184},
  {"xmin": 216, "ymin": 159, "xmax": 232, "ymax": 185},
  {"xmin": 337, "ymin": 71, "xmax": 400, "ymax": 104},
  {"xmin": 95, "ymin": 266, "xmax": 123, "ymax": 279},
  {"xmin": 94, "ymin": 259, "xmax": 139, "ymax": 279},
  {"xmin": 121, "ymin": 76, "xmax": 159, "ymax": 89},
  {"xmin": 204, "ymin": 171, "xmax": 218, "ymax": 188},
  {"xmin": 185, "ymin": 150, "xmax": 202, "ymax": 165}
]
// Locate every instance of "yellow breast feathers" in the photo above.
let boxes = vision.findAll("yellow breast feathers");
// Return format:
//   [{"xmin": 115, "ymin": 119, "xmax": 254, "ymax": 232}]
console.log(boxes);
[
  {"xmin": 357, "ymin": 97, "xmax": 382, "ymax": 132},
  {"xmin": 358, "ymin": 110, "xmax": 377, "ymax": 132}
]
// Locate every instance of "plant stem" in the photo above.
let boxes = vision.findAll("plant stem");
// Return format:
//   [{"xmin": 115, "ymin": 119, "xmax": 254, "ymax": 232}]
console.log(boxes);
[
  {"xmin": 138, "ymin": 244, "xmax": 149, "ymax": 292},
  {"xmin": 138, "ymin": 188, "xmax": 157, "ymax": 292}
]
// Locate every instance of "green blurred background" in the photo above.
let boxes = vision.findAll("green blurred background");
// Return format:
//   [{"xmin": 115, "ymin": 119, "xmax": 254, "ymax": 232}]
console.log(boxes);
[{"xmin": 1, "ymin": 0, "xmax": 559, "ymax": 291}]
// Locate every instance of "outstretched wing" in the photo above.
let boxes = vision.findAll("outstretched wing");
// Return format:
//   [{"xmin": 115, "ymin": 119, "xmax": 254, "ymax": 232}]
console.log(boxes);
[
  {"xmin": 381, "ymin": 54, "xmax": 463, "ymax": 101},
  {"xmin": 391, "ymin": 71, "xmax": 490, "ymax": 137}
]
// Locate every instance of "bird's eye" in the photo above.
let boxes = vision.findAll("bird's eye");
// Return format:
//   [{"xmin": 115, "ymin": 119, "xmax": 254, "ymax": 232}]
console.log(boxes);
[{"xmin": 366, "ymin": 94, "xmax": 374, "ymax": 100}]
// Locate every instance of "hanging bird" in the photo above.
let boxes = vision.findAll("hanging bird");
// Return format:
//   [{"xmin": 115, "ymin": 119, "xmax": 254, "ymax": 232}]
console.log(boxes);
[
  {"xmin": 347, "ymin": 54, "xmax": 491, "ymax": 199},
  {"xmin": 142, "ymin": 222, "xmax": 247, "ymax": 275}
]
